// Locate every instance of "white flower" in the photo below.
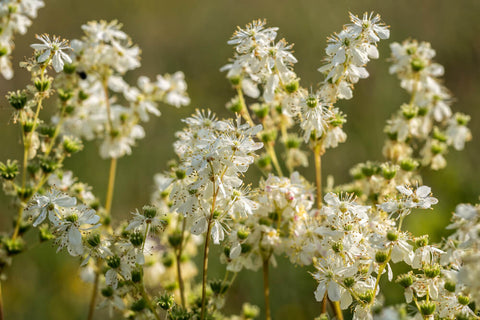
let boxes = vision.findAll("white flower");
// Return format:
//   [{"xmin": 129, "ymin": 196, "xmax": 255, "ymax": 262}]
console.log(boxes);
[
  {"xmin": 26, "ymin": 188, "xmax": 77, "ymax": 227},
  {"xmin": 31, "ymin": 34, "xmax": 72, "ymax": 72}
]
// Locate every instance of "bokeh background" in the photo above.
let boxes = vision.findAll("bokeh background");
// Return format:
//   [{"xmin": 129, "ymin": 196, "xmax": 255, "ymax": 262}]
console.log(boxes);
[{"xmin": 1, "ymin": 0, "xmax": 479, "ymax": 319}]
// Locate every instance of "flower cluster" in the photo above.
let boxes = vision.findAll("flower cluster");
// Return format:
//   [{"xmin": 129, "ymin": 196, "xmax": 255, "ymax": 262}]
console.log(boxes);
[
  {"xmin": 0, "ymin": 0, "xmax": 44, "ymax": 79},
  {"xmin": 59, "ymin": 20, "xmax": 190, "ymax": 158},
  {"xmin": 385, "ymin": 39, "xmax": 471, "ymax": 170}
]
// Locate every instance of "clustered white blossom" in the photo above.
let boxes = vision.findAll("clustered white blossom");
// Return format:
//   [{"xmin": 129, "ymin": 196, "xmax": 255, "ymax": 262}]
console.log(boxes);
[
  {"xmin": 0, "ymin": 0, "xmax": 44, "ymax": 79},
  {"xmin": 385, "ymin": 39, "xmax": 472, "ymax": 170},
  {"xmin": 59, "ymin": 20, "xmax": 190, "ymax": 159},
  {"xmin": 0, "ymin": 7, "xmax": 478, "ymax": 320}
]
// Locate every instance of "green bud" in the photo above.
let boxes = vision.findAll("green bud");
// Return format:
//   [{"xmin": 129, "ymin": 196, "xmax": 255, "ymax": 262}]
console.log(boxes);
[
  {"xmin": 163, "ymin": 254, "xmax": 174, "ymax": 267},
  {"xmin": 456, "ymin": 113, "xmax": 471, "ymax": 126},
  {"xmin": 332, "ymin": 241, "xmax": 343, "ymax": 253},
  {"xmin": 107, "ymin": 255, "xmax": 121, "ymax": 269},
  {"xmin": 142, "ymin": 205, "xmax": 157, "ymax": 218},
  {"xmin": 241, "ymin": 243, "xmax": 252, "ymax": 254},
  {"xmin": 401, "ymin": 104, "xmax": 418, "ymax": 120},
  {"xmin": 343, "ymin": 277, "xmax": 355, "ymax": 288},
  {"xmin": 34, "ymin": 78, "xmax": 51, "ymax": 92},
  {"xmin": 7, "ymin": 90, "xmax": 27, "ymax": 110},
  {"xmin": 417, "ymin": 107, "xmax": 428, "ymax": 116},
  {"xmin": 400, "ymin": 158, "xmax": 418, "ymax": 172},
  {"xmin": 101, "ymin": 286, "xmax": 114, "ymax": 297},
  {"xmin": 358, "ymin": 290, "xmax": 374, "ymax": 304},
  {"xmin": 87, "ymin": 233, "xmax": 101, "ymax": 247},
  {"xmin": 257, "ymin": 154, "xmax": 271, "ymax": 168},
  {"xmin": 130, "ymin": 232, "xmax": 144, "ymax": 247},
  {"xmin": 415, "ymin": 236, "xmax": 428, "ymax": 248},
  {"xmin": 306, "ymin": 95, "xmax": 318, "ymax": 108},
  {"xmin": 229, "ymin": 76, "xmax": 241, "ymax": 86},
  {"xmin": 0, "ymin": 46, "xmax": 8, "ymax": 57},
  {"xmin": 131, "ymin": 298, "xmax": 147, "ymax": 312},
  {"xmin": 212, "ymin": 210, "xmax": 221, "ymax": 219},
  {"xmin": 386, "ymin": 231, "xmax": 398, "ymax": 241},
  {"xmin": 39, "ymin": 224, "xmax": 55, "ymax": 241},
  {"xmin": 22, "ymin": 120, "xmax": 35, "ymax": 133},
  {"xmin": 258, "ymin": 217, "xmax": 272, "ymax": 226},
  {"xmin": 4, "ymin": 238, "xmax": 25, "ymax": 255},
  {"xmin": 361, "ymin": 162, "xmax": 378, "ymax": 177},
  {"xmin": 39, "ymin": 126, "xmax": 57, "ymax": 138},
  {"xmin": 0, "ymin": 160, "xmax": 19, "ymax": 180},
  {"xmin": 457, "ymin": 295, "xmax": 470, "ymax": 306},
  {"xmin": 210, "ymin": 279, "xmax": 228, "ymax": 295},
  {"xmin": 285, "ymin": 136, "xmax": 301, "ymax": 149},
  {"xmin": 131, "ymin": 269, "xmax": 142, "ymax": 283},
  {"xmin": 40, "ymin": 159, "xmax": 59, "ymax": 174},
  {"xmin": 227, "ymin": 97, "xmax": 243, "ymax": 113},
  {"xmin": 168, "ymin": 232, "xmax": 183, "ymax": 247},
  {"xmin": 58, "ymin": 88, "xmax": 73, "ymax": 102},
  {"xmin": 285, "ymin": 79, "xmax": 299, "ymax": 93},
  {"xmin": 430, "ymin": 141, "xmax": 445, "ymax": 155},
  {"xmin": 65, "ymin": 214, "xmax": 79, "ymax": 223},
  {"xmin": 381, "ymin": 163, "xmax": 398, "ymax": 180},
  {"xmin": 223, "ymin": 246, "xmax": 231, "ymax": 257},
  {"xmin": 375, "ymin": 251, "xmax": 388, "ymax": 263},
  {"xmin": 396, "ymin": 274, "xmax": 413, "ymax": 288},
  {"xmin": 424, "ymin": 264, "xmax": 441, "ymax": 278},
  {"xmin": 175, "ymin": 169, "xmax": 186, "ymax": 180},
  {"xmin": 419, "ymin": 301, "xmax": 435, "ymax": 316},
  {"xmin": 65, "ymin": 105, "xmax": 75, "ymax": 114},
  {"xmin": 268, "ymin": 211, "xmax": 279, "ymax": 222},
  {"xmin": 406, "ymin": 46, "xmax": 416, "ymax": 55},
  {"xmin": 261, "ymin": 130, "xmax": 277, "ymax": 143},
  {"xmin": 78, "ymin": 90, "xmax": 89, "ymax": 101},
  {"xmin": 63, "ymin": 63, "xmax": 76, "ymax": 74},
  {"xmin": 252, "ymin": 104, "xmax": 269, "ymax": 119},
  {"xmin": 432, "ymin": 127, "xmax": 447, "ymax": 142},
  {"xmin": 411, "ymin": 57, "xmax": 425, "ymax": 72},
  {"xmin": 63, "ymin": 136, "xmax": 83, "ymax": 154},
  {"xmin": 237, "ymin": 228, "xmax": 249, "ymax": 240},
  {"xmin": 157, "ymin": 293, "xmax": 175, "ymax": 310},
  {"xmin": 444, "ymin": 280, "xmax": 456, "ymax": 293}
]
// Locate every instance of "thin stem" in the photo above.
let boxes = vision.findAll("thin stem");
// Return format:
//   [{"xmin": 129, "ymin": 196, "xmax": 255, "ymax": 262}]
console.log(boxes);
[
  {"xmin": 140, "ymin": 286, "xmax": 161, "ymax": 320},
  {"xmin": 44, "ymin": 102, "xmax": 68, "ymax": 157},
  {"xmin": 104, "ymin": 157, "xmax": 117, "ymax": 215},
  {"xmin": 321, "ymin": 292, "xmax": 328, "ymax": 314},
  {"xmin": 329, "ymin": 300, "xmax": 344, "ymax": 320},
  {"xmin": 266, "ymin": 142, "xmax": 283, "ymax": 177},
  {"xmin": 86, "ymin": 268, "xmax": 100, "ymax": 320},
  {"xmin": 175, "ymin": 218, "xmax": 186, "ymax": 308},
  {"xmin": 262, "ymin": 258, "xmax": 271, "ymax": 320},
  {"xmin": 0, "ymin": 280, "xmax": 4, "ymax": 320},
  {"xmin": 200, "ymin": 220, "xmax": 213, "ymax": 320},
  {"xmin": 236, "ymin": 87, "xmax": 254, "ymax": 127},
  {"xmin": 313, "ymin": 144, "xmax": 323, "ymax": 209}
]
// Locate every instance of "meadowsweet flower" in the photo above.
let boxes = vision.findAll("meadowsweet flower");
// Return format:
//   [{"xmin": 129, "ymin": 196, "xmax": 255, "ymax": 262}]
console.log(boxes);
[
  {"xmin": 25, "ymin": 188, "xmax": 77, "ymax": 227},
  {"xmin": 30, "ymin": 34, "xmax": 72, "ymax": 72}
]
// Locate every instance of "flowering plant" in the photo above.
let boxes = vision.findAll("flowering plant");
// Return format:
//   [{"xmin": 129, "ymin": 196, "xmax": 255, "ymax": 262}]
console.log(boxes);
[{"xmin": 0, "ymin": 4, "xmax": 477, "ymax": 320}]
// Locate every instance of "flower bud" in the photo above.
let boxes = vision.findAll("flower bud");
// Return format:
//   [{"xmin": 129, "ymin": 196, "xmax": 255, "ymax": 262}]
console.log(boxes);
[
  {"xmin": 130, "ymin": 232, "xmax": 144, "ymax": 247},
  {"xmin": 419, "ymin": 301, "xmax": 435, "ymax": 316},
  {"xmin": 107, "ymin": 255, "xmax": 121, "ymax": 269},
  {"xmin": 131, "ymin": 269, "xmax": 142, "ymax": 283},
  {"xmin": 410, "ymin": 57, "xmax": 425, "ymax": 72},
  {"xmin": 7, "ymin": 90, "xmax": 27, "ymax": 110},
  {"xmin": 142, "ymin": 205, "xmax": 158, "ymax": 218},
  {"xmin": 157, "ymin": 293, "xmax": 175, "ymax": 310},
  {"xmin": 63, "ymin": 136, "xmax": 83, "ymax": 154},
  {"xmin": 34, "ymin": 78, "xmax": 51, "ymax": 92},
  {"xmin": 400, "ymin": 158, "xmax": 418, "ymax": 172},
  {"xmin": 101, "ymin": 286, "xmax": 114, "ymax": 297},
  {"xmin": 87, "ymin": 233, "xmax": 101, "ymax": 248},
  {"xmin": 375, "ymin": 251, "xmax": 388, "ymax": 263},
  {"xmin": 396, "ymin": 274, "xmax": 413, "ymax": 288},
  {"xmin": 0, "ymin": 160, "xmax": 19, "ymax": 180},
  {"xmin": 131, "ymin": 298, "xmax": 147, "ymax": 312},
  {"xmin": 285, "ymin": 79, "xmax": 299, "ymax": 93}
]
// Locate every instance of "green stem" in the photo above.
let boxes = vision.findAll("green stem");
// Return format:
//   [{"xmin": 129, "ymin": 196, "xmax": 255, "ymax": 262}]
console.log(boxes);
[
  {"xmin": 140, "ymin": 285, "xmax": 161, "ymax": 320},
  {"xmin": 86, "ymin": 268, "xmax": 100, "ymax": 320},
  {"xmin": 262, "ymin": 258, "xmax": 271, "ymax": 320},
  {"xmin": 313, "ymin": 144, "xmax": 323, "ymax": 209},
  {"xmin": 175, "ymin": 218, "xmax": 187, "ymax": 308},
  {"xmin": 200, "ymin": 220, "xmax": 213, "ymax": 320},
  {"xmin": 0, "ymin": 280, "xmax": 4, "ymax": 320},
  {"xmin": 104, "ymin": 157, "xmax": 117, "ymax": 215},
  {"xmin": 266, "ymin": 142, "xmax": 283, "ymax": 177}
]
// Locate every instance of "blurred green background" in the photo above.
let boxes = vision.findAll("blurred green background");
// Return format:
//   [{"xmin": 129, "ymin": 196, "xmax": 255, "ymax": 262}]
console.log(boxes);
[{"xmin": 1, "ymin": 0, "xmax": 479, "ymax": 319}]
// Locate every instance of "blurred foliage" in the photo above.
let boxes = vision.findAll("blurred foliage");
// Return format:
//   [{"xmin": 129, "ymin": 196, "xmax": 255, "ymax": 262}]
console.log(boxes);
[{"xmin": 0, "ymin": 0, "xmax": 479, "ymax": 319}]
